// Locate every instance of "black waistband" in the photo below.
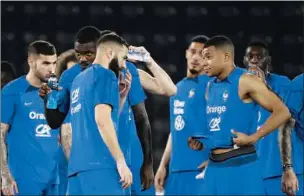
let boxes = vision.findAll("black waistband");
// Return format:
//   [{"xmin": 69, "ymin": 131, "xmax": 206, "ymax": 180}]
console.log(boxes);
[{"xmin": 209, "ymin": 145, "xmax": 256, "ymax": 162}]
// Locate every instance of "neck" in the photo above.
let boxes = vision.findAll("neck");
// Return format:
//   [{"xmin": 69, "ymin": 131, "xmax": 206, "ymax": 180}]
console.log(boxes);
[
  {"xmin": 93, "ymin": 56, "xmax": 109, "ymax": 69},
  {"xmin": 26, "ymin": 70, "xmax": 43, "ymax": 88},
  {"xmin": 217, "ymin": 63, "xmax": 235, "ymax": 81}
]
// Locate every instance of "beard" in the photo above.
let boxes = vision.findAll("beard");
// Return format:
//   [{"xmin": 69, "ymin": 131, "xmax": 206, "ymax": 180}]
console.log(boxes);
[
  {"xmin": 109, "ymin": 57, "xmax": 121, "ymax": 78},
  {"xmin": 33, "ymin": 63, "xmax": 49, "ymax": 83},
  {"xmin": 189, "ymin": 68, "xmax": 200, "ymax": 75}
]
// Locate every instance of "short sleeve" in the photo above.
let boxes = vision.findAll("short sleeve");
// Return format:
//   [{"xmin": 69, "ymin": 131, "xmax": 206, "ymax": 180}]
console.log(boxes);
[
  {"xmin": 57, "ymin": 71, "xmax": 71, "ymax": 114},
  {"xmin": 1, "ymin": 87, "xmax": 16, "ymax": 124},
  {"xmin": 126, "ymin": 62, "xmax": 146, "ymax": 106},
  {"xmin": 285, "ymin": 87, "xmax": 303, "ymax": 120},
  {"xmin": 94, "ymin": 71, "xmax": 118, "ymax": 109}
]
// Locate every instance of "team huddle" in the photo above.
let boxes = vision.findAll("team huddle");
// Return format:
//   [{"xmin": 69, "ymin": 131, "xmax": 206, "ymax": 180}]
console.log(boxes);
[{"xmin": 1, "ymin": 25, "xmax": 303, "ymax": 196}]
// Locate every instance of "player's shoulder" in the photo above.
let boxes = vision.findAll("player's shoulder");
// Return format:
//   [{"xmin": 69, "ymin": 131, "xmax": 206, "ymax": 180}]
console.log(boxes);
[
  {"xmin": 290, "ymin": 73, "xmax": 303, "ymax": 90},
  {"xmin": 91, "ymin": 64, "xmax": 117, "ymax": 82},
  {"xmin": 292, "ymin": 73, "xmax": 303, "ymax": 85},
  {"xmin": 269, "ymin": 73, "xmax": 290, "ymax": 85},
  {"xmin": 2, "ymin": 76, "xmax": 27, "ymax": 95},
  {"xmin": 126, "ymin": 61, "xmax": 137, "ymax": 74},
  {"xmin": 60, "ymin": 64, "xmax": 82, "ymax": 82}
]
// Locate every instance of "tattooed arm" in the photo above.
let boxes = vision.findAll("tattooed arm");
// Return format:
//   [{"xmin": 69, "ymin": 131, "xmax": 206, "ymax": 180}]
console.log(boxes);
[
  {"xmin": 279, "ymin": 118, "xmax": 299, "ymax": 195},
  {"xmin": 60, "ymin": 123, "xmax": 72, "ymax": 160},
  {"xmin": 1, "ymin": 123, "xmax": 18, "ymax": 195},
  {"xmin": 278, "ymin": 118, "xmax": 295, "ymax": 165}
]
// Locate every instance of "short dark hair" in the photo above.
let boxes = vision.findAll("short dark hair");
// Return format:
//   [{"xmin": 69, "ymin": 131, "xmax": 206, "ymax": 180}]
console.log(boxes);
[
  {"xmin": 100, "ymin": 30, "xmax": 115, "ymax": 36},
  {"xmin": 1, "ymin": 61, "xmax": 17, "ymax": 78},
  {"xmin": 191, "ymin": 35, "xmax": 209, "ymax": 44},
  {"xmin": 75, "ymin": 26, "xmax": 101, "ymax": 44},
  {"xmin": 28, "ymin": 40, "xmax": 57, "ymax": 56},
  {"xmin": 97, "ymin": 33, "xmax": 129, "ymax": 47},
  {"xmin": 204, "ymin": 35, "xmax": 234, "ymax": 49},
  {"xmin": 247, "ymin": 39, "xmax": 269, "ymax": 52},
  {"xmin": 56, "ymin": 49, "xmax": 77, "ymax": 77}
]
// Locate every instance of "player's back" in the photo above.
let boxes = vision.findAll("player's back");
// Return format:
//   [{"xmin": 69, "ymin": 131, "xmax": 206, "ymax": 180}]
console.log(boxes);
[
  {"xmin": 205, "ymin": 67, "xmax": 258, "ymax": 149},
  {"xmin": 169, "ymin": 75, "xmax": 210, "ymax": 172},
  {"xmin": 68, "ymin": 64, "xmax": 119, "ymax": 176},
  {"xmin": 2, "ymin": 76, "xmax": 59, "ymax": 183}
]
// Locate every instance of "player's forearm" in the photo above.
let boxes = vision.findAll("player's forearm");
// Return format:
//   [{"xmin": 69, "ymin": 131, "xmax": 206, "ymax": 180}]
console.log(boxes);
[
  {"xmin": 97, "ymin": 118, "xmax": 125, "ymax": 163},
  {"xmin": 159, "ymin": 133, "xmax": 172, "ymax": 168},
  {"xmin": 119, "ymin": 97, "xmax": 127, "ymax": 114},
  {"xmin": 61, "ymin": 123, "xmax": 72, "ymax": 160},
  {"xmin": 279, "ymin": 118, "xmax": 295, "ymax": 165},
  {"xmin": 132, "ymin": 103, "xmax": 153, "ymax": 162},
  {"xmin": 252, "ymin": 105, "xmax": 291, "ymax": 141},
  {"xmin": 44, "ymin": 100, "xmax": 67, "ymax": 129},
  {"xmin": 146, "ymin": 60, "xmax": 177, "ymax": 96},
  {"xmin": 1, "ymin": 123, "xmax": 11, "ymax": 176}
]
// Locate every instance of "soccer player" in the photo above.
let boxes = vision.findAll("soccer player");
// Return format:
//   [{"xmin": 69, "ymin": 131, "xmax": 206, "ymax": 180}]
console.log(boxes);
[
  {"xmin": 56, "ymin": 49, "xmax": 77, "ymax": 78},
  {"xmin": 279, "ymin": 73, "xmax": 304, "ymax": 196},
  {"xmin": 193, "ymin": 35, "xmax": 290, "ymax": 195},
  {"xmin": 68, "ymin": 33, "xmax": 132, "ymax": 194},
  {"xmin": 154, "ymin": 35, "xmax": 210, "ymax": 195},
  {"xmin": 243, "ymin": 40, "xmax": 304, "ymax": 195},
  {"xmin": 1, "ymin": 41, "xmax": 59, "ymax": 195},
  {"xmin": 1, "ymin": 61, "xmax": 17, "ymax": 89}
]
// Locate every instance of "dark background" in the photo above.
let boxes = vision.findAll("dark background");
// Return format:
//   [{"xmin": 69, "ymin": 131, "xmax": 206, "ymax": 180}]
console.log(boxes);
[{"xmin": 2, "ymin": 1, "xmax": 303, "ymax": 169}]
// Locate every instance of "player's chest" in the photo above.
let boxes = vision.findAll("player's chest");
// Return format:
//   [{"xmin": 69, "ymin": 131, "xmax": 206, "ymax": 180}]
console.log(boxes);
[{"xmin": 16, "ymin": 90, "xmax": 46, "ymax": 121}]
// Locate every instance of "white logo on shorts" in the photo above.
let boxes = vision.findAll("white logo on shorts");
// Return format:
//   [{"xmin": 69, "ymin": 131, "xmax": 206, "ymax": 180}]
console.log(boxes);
[{"xmin": 174, "ymin": 115, "xmax": 185, "ymax": 131}]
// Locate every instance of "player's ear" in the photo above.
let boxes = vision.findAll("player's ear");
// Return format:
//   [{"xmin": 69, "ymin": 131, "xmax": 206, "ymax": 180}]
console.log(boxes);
[
  {"xmin": 27, "ymin": 55, "xmax": 34, "ymax": 68},
  {"xmin": 106, "ymin": 48, "xmax": 114, "ymax": 60},
  {"xmin": 243, "ymin": 56, "xmax": 247, "ymax": 68},
  {"xmin": 185, "ymin": 49, "xmax": 189, "ymax": 59}
]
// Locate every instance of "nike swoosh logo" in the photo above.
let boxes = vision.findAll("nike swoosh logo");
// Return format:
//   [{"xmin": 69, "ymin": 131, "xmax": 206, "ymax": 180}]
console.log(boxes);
[{"xmin": 24, "ymin": 102, "xmax": 33, "ymax": 106}]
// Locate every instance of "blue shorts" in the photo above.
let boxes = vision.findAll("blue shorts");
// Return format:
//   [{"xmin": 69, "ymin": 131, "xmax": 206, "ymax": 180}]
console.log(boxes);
[
  {"xmin": 130, "ymin": 167, "xmax": 155, "ymax": 195},
  {"xmin": 15, "ymin": 180, "xmax": 58, "ymax": 195},
  {"xmin": 68, "ymin": 169, "xmax": 125, "ymax": 195},
  {"xmin": 200, "ymin": 153, "xmax": 264, "ymax": 195},
  {"xmin": 165, "ymin": 170, "xmax": 205, "ymax": 195},
  {"xmin": 263, "ymin": 174, "xmax": 304, "ymax": 195}
]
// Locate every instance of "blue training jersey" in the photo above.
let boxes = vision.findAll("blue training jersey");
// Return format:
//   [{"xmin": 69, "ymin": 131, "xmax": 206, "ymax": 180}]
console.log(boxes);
[
  {"xmin": 57, "ymin": 63, "xmax": 83, "ymax": 121},
  {"xmin": 118, "ymin": 62, "xmax": 147, "ymax": 167},
  {"xmin": 205, "ymin": 67, "xmax": 259, "ymax": 149},
  {"xmin": 1, "ymin": 76, "xmax": 59, "ymax": 183},
  {"xmin": 169, "ymin": 75, "xmax": 210, "ymax": 172},
  {"xmin": 68, "ymin": 64, "xmax": 119, "ymax": 176},
  {"xmin": 256, "ymin": 73, "xmax": 302, "ymax": 178}
]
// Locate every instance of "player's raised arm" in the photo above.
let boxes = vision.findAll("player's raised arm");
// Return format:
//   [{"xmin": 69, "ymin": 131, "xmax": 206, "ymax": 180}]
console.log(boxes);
[
  {"xmin": 237, "ymin": 74, "xmax": 291, "ymax": 144},
  {"xmin": 39, "ymin": 84, "xmax": 68, "ymax": 129},
  {"xmin": 128, "ymin": 46, "xmax": 176, "ymax": 96}
]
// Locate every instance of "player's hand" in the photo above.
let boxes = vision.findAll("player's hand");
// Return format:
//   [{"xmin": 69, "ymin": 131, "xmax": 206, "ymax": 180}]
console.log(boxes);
[
  {"xmin": 154, "ymin": 166, "xmax": 167, "ymax": 193},
  {"xmin": 1, "ymin": 172, "xmax": 18, "ymax": 196},
  {"xmin": 247, "ymin": 66, "xmax": 266, "ymax": 83},
  {"xmin": 117, "ymin": 159, "xmax": 133, "ymax": 189},
  {"xmin": 128, "ymin": 46, "xmax": 153, "ymax": 65},
  {"xmin": 188, "ymin": 137, "xmax": 203, "ymax": 151},
  {"xmin": 282, "ymin": 169, "xmax": 299, "ymax": 196},
  {"xmin": 231, "ymin": 130, "xmax": 258, "ymax": 147},
  {"xmin": 119, "ymin": 70, "xmax": 132, "ymax": 99},
  {"xmin": 140, "ymin": 160, "xmax": 154, "ymax": 191},
  {"xmin": 39, "ymin": 83, "xmax": 52, "ymax": 100}
]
